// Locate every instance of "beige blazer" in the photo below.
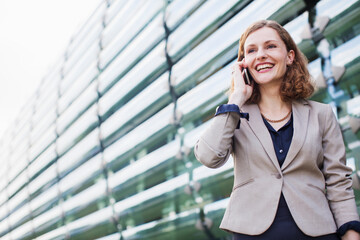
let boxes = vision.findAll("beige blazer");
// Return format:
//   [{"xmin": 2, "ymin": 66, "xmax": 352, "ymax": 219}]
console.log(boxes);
[{"xmin": 195, "ymin": 99, "xmax": 359, "ymax": 236}]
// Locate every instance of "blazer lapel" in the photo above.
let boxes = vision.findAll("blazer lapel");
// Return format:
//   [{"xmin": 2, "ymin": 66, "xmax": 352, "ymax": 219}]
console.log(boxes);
[
  {"xmin": 281, "ymin": 100, "xmax": 310, "ymax": 170},
  {"xmin": 242, "ymin": 104, "xmax": 281, "ymax": 172}
]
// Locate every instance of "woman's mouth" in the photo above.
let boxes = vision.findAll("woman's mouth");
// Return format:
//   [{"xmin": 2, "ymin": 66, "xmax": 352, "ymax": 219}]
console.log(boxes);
[{"xmin": 256, "ymin": 63, "xmax": 274, "ymax": 72}]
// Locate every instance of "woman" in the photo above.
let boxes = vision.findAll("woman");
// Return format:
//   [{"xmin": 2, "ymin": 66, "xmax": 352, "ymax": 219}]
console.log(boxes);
[{"xmin": 194, "ymin": 20, "xmax": 360, "ymax": 240}]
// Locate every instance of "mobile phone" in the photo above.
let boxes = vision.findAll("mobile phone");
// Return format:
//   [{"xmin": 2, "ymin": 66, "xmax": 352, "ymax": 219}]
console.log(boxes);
[{"xmin": 243, "ymin": 68, "xmax": 253, "ymax": 85}]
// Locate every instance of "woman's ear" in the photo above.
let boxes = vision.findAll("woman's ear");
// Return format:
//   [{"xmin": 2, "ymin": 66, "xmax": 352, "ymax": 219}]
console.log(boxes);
[{"xmin": 287, "ymin": 50, "xmax": 295, "ymax": 65}]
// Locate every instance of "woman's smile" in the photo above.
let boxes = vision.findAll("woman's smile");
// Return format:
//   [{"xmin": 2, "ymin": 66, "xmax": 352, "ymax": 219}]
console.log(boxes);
[{"xmin": 255, "ymin": 62, "xmax": 274, "ymax": 73}]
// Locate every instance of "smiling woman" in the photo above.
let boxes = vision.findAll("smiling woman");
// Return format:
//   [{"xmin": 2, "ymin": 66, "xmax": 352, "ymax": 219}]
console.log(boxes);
[{"xmin": 195, "ymin": 19, "xmax": 360, "ymax": 239}]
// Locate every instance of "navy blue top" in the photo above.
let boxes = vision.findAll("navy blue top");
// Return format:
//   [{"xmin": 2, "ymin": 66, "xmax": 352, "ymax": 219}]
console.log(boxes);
[
  {"xmin": 215, "ymin": 104, "xmax": 360, "ymax": 237},
  {"xmin": 262, "ymin": 114, "xmax": 293, "ymax": 167}
]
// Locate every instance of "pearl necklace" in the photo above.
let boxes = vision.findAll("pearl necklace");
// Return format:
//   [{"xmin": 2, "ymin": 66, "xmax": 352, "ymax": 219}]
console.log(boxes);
[{"xmin": 261, "ymin": 110, "xmax": 292, "ymax": 123}]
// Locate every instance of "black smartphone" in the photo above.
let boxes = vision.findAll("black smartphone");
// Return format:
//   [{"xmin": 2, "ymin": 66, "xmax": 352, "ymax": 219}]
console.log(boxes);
[{"xmin": 243, "ymin": 68, "xmax": 253, "ymax": 85}]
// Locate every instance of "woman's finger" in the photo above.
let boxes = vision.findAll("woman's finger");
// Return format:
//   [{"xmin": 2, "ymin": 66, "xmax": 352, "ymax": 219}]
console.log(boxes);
[{"xmin": 232, "ymin": 61, "xmax": 246, "ymax": 89}]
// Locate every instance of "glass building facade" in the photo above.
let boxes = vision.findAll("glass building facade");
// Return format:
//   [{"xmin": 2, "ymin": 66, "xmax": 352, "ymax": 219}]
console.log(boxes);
[{"xmin": 0, "ymin": 0, "xmax": 359, "ymax": 239}]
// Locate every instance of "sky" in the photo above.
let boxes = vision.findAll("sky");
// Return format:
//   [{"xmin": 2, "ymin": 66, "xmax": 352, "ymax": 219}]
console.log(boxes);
[{"xmin": 0, "ymin": 0, "xmax": 101, "ymax": 138}]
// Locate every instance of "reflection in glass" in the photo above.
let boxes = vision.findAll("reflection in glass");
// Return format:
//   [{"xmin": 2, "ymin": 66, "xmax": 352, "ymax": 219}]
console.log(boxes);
[
  {"xmin": 7, "ymin": 154, "xmax": 28, "ymax": 185},
  {"xmin": 284, "ymin": 12, "xmax": 308, "ymax": 44},
  {"xmin": 30, "ymin": 183, "xmax": 58, "ymax": 216},
  {"xmin": 29, "ymin": 124, "xmax": 56, "ymax": 162},
  {"xmin": 62, "ymin": 179, "xmax": 107, "ymax": 221},
  {"xmin": 168, "ymin": 0, "xmax": 242, "ymax": 61},
  {"xmin": 99, "ymin": 72, "xmax": 170, "ymax": 138},
  {"xmin": 98, "ymin": 40, "xmax": 166, "ymax": 95},
  {"xmin": 57, "ymin": 128, "xmax": 100, "ymax": 177},
  {"xmin": 61, "ymin": 42, "xmax": 100, "ymax": 94},
  {"xmin": 6, "ymin": 170, "xmax": 28, "ymax": 200},
  {"xmin": 57, "ymin": 81, "xmax": 98, "ymax": 134},
  {"xmin": 183, "ymin": 120, "xmax": 212, "ymax": 150},
  {"xmin": 121, "ymin": 207, "xmax": 206, "ymax": 240},
  {"xmin": 28, "ymin": 164, "xmax": 57, "ymax": 197},
  {"xmin": 308, "ymin": 58, "xmax": 323, "ymax": 88},
  {"xmin": 30, "ymin": 108, "xmax": 57, "ymax": 145},
  {"xmin": 7, "ymin": 218, "xmax": 33, "ymax": 240},
  {"xmin": 108, "ymin": 139, "xmax": 180, "ymax": 200},
  {"xmin": 102, "ymin": 0, "xmax": 144, "ymax": 48},
  {"xmin": 63, "ymin": 25, "xmax": 101, "ymax": 77},
  {"xmin": 8, "ymin": 202, "xmax": 30, "ymax": 230},
  {"xmin": 104, "ymin": 0, "xmax": 129, "ymax": 26},
  {"xmin": 32, "ymin": 92, "xmax": 57, "ymax": 125},
  {"xmin": 28, "ymin": 144, "xmax": 56, "ymax": 180},
  {"xmin": 37, "ymin": 61, "xmax": 61, "ymax": 98},
  {"xmin": 316, "ymin": 0, "xmax": 357, "ymax": 18},
  {"xmin": 32, "ymin": 205, "xmax": 62, "ymax": 237},
  {"xmin": 203, "ymin": 198, "xmax": 229, "ymax": 238},
  {"xmin": 177, "ymin": 63, "xmax": 231, "ymax": 122},
  {"xmin": 165, "ymin": 0, "xmax": 204, "ymax": 31},
  {"xmin": 58, "ymin": 61, "xmax": 98, "ymax": 113},
  {"xmin": 193, "ymin": 157, "xmax": 233, "ymax": 183},
  {"xmin": 99, "ymin": 12, "xmax": 164, "ymax": 71},
  {"xmin": 66, "ymin": 206, "xmax": 116, "ymax": 240},
  {"xmin": 171, "ymin": 0, "xmax": 289, "ymax": 94},
  {"xmin": 59, "ymin": 153, "xmax": 102, "ymax": 197},
  {"xmin": 100, "ymin": 0, "xmax": 162, "ymax": 71},
  {"xmin": 0, "ymin": 217, "xmax": 9, "ymax": 237},
  {"xmin": 11, "ymin": 125, "xmax": 30, "ymax": 156},
  {"xmin": 66, "ymin": 2, "xmax": 105, "ymax": 57},
  {"xmin": 102, "ymin": 104, "xmax": 174, "ymax": 162},
  {"xmin": 0, "ymin": 191, "xmax": 7, "ymax": 211},
  {"xmin": 7, "ymin": 186, "xmax": 28, "ymax": 215},
  {"xmin": 95, "ymin": 232, "xmax": 121, "ymax": 240},
  {"xmin": 57, "ymin": 104, "xmax": 98, "ymax": 155},
  {"xmin": 12, "ymin": 104, "xmax": 33, "ymax": 139},
  {"xmin": 331, "ymin": 35, "xmax": 360, "ymax": 66},
  {"xmin": 114, "ymin": 173, "xmax": 189, "ymax": 225},
  {"xmin": 35, "ymin": 225, "xmax": 66, "ymax": 240}
]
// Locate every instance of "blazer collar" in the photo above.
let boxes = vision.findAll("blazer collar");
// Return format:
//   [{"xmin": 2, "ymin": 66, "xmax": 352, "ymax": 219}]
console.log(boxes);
[
  {"xmin": 242, "ymin": 103, "xmax": 280, "ymax": 172},
  {"xmin": 281, "ymin": 99, "xmax": 309, "ymax": 170},
  {"xmin": 242, "ymin": 99, "xmax": 309, "ymax": 172}
]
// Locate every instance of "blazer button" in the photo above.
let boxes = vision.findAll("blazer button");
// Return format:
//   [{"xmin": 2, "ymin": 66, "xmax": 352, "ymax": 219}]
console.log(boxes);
[{"xmin": 275, "ymin": 173, "xmax": 282, "ymax": 179}]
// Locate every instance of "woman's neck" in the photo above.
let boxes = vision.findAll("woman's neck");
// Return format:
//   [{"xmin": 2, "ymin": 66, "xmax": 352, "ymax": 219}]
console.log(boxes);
[
  {"xmin": 258, "ymin": 87, "xmax": 292, "ymax": 131},
  {"xmin": 258, "ymin": 84, "xmax": 290, "ymax": 115}
]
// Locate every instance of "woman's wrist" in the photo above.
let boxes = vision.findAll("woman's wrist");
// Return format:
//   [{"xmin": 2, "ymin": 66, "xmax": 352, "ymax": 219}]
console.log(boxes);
[
  {"xmin": 227, "ymin": 97, "xmax": 246, "ymax": 109},
  {"xmin": 341, "ymin": 229, "xmax": 360, "ymax": 240}
]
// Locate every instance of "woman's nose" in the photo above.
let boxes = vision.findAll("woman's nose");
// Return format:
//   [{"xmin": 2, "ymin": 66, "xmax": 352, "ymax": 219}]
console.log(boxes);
[{"xmin": 256, "ymin": 48, "xmax": 267, "ymax": 60}]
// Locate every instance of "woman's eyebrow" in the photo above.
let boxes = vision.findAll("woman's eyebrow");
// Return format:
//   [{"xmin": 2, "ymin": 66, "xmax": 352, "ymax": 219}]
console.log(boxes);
[
  {"xmin": 245, "ymin": 39, "xmax": 279, "ymax": 48},
  {"xmin": 264, "ymin": 40, "xmax": 279, "ymax": 44}
]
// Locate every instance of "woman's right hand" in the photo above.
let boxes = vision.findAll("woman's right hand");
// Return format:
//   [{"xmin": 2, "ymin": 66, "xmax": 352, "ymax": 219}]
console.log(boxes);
[{"xmin": 228, "ymin": 60, "xmax": 253, "ymax": 108}]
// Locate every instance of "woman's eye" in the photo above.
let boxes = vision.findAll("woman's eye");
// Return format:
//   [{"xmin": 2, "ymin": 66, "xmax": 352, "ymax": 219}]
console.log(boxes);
[
  {"xmin": 247, "ymin": 49, "xmax": 255, "ymax": 54},
  {"xmin": 268, "ymin": 44, "xmax": 276, "ymax": 49}
]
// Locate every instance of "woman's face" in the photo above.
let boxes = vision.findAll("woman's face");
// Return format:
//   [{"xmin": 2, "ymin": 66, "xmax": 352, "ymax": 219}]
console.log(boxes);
[{"xmin": 243, "ymin": 27, "xmax": 294, "ymax": 86}]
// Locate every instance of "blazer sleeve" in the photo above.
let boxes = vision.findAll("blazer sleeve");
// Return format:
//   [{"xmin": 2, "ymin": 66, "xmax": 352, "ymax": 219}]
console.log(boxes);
[
  {"xmin": 194, "ymin": 111, "xmax": 240, "ymax": 169},
  {"xmin": 322, "ymin": 104, "xmax": 359, "ymax": 227}
]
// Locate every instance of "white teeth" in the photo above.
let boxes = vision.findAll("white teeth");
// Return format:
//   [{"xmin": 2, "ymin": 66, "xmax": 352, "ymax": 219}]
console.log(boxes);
[{"xmin": 256, "ymin": 64, "xmax": 274, "ymax": 71}]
